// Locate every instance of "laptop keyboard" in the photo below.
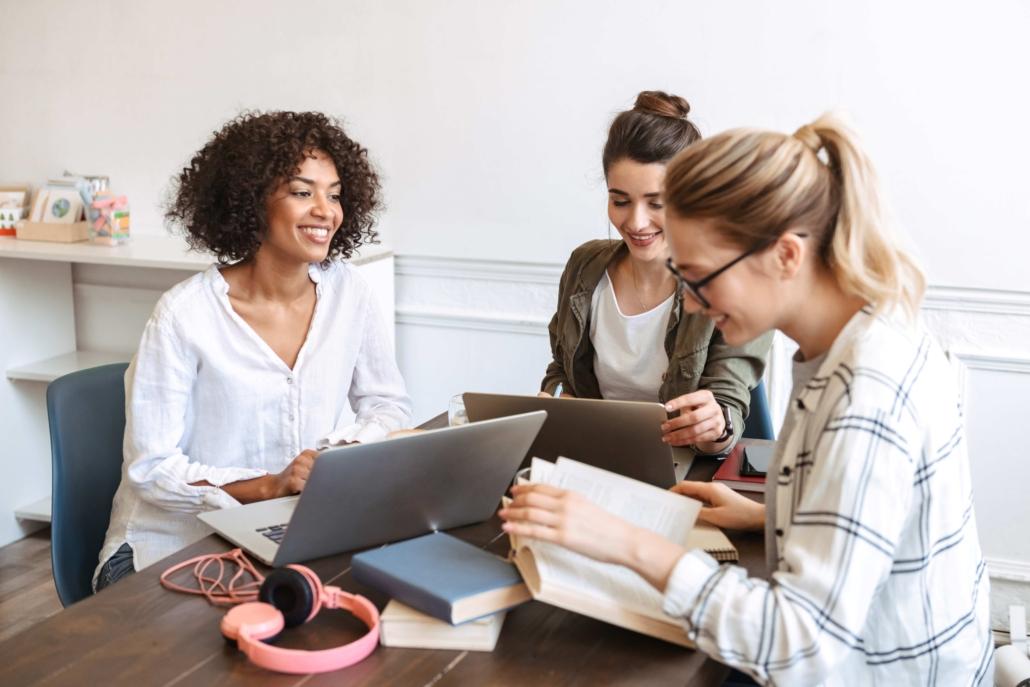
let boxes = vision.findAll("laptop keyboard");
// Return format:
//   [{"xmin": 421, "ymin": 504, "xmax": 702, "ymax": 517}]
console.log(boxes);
[{"xmin": 256, "ymin": 523, "xmax": 288, "ymax": 544}]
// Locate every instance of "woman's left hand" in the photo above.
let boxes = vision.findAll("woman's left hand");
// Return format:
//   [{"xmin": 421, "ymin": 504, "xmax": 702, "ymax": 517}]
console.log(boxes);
[
  {"xmin": 661, "ymin": 390, "xmax": 724, "ymax": 447},
  {"xmin": 499, "ymin": 483, "xmax": 637, "ymax": 566}
]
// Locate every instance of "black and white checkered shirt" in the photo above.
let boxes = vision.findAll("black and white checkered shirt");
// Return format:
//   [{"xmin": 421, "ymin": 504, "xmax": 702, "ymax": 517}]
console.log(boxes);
[{"xmin": 663, "ymin": 308, "xmax": 993, "ymax": 685}]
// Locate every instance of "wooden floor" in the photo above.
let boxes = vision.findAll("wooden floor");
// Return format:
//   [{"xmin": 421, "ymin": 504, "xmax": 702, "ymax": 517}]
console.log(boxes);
[{"xmin": 0, "ymin": 529, "xmax": 62, "ymax": 643}]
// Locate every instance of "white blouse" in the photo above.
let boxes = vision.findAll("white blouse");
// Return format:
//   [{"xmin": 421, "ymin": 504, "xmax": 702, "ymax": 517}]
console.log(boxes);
[
  {"xmin": 589, "ymin": 271, "xmax": 673, "ymax": 402},
  {"xmin": 96, "ymin": 261, "xmax": 412, "ymax": 583}
]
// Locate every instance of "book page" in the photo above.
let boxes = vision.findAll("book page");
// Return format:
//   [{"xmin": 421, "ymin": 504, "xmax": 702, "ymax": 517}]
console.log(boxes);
[
  {"xmin": 545, "ymin": 457, "xmax": 700, "ymax": 545},
  {"xmin": 526, "ymin": 540, "xmax": 669, "ymax": 620},
  {"xmin": 523, "ymin": 457, "xmax": 703, "ymax": 620}
]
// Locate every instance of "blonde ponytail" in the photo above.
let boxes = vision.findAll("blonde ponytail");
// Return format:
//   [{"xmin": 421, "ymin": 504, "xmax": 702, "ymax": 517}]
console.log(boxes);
[{"xmin": 664, "ymin": 113, "xmax": 925, "ymax": 319}]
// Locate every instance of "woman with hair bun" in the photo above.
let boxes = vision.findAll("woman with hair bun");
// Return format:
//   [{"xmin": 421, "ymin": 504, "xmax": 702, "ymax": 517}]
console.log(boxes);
[
  {"xmin": 508, "ymin": 114, "xmax": 991, "ymax": 684},
  {"xmin": 95, "ymin": 111, "xmax": 412, "ymax": 591},
  {"xmin": 540, "ymin": 91, "xmax": 772, "ymax": 457}
]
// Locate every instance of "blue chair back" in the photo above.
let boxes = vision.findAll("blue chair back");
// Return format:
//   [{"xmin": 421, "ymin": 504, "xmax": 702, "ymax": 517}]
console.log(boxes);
[
  {"xmin": 47, "ymin": 362, "xmax": 128, "ymax": 606},
  {"xmin": 741, "ymin": 379, "xmax": 775, "ymax": 440}
]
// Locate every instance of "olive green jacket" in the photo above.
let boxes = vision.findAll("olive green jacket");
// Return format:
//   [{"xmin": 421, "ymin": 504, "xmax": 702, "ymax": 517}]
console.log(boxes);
[{"xmin": 540, "ymin": 240, "xmax": 774, "ymax": 445}]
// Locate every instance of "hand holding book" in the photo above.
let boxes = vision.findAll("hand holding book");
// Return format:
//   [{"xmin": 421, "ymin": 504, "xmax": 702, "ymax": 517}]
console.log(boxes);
[
  {"xmin": 501, "ymin": 482, "xmax": 648, "ymax": 568},
  {"xmin": 500, "ymin": 457, "xmax": 739, "ymax": 647},
  {"xmin": 500, "ymin": 458, "xmax": 706, "ymax": 593}
]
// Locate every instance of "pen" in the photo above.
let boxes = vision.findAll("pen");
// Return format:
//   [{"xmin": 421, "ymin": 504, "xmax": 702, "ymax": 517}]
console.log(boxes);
[{"xmin": 553, "ymin": 383, "xmax": 563, "ymax": 398}]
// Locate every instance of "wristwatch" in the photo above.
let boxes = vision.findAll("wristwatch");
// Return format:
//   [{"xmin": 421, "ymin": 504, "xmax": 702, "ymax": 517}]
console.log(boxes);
[
  {"xmin": 691, "ymin": 405, "xmax": 734, "ymax": 458},
  {"xmin": 714, "ymin": 404, "xmax": 734, "ymax": 444}
]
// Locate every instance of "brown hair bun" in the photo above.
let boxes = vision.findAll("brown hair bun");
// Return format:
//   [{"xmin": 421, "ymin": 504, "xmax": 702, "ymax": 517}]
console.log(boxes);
[
  {"xmin": 633, "ymin": 90, "xmax": 691, "ymax": 120},
  {"xmin": 602, "ymin": 90, "xmax": 701, "ymax": 174}
]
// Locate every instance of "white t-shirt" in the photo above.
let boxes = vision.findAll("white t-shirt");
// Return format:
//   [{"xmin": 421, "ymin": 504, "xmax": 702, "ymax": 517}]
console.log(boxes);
[
  {"xmin": 96, "ymin": 261, "xmax": 411, "ymax": 583},
  {"xmin": 589, "ymin": 271, "xmax": 673, "ymax": 402}
]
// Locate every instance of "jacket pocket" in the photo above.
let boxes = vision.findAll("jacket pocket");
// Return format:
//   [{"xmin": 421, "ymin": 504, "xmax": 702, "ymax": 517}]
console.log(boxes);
[{"xmin": 677, "ymin": 345, "xmax": 709, "ymax": 381}]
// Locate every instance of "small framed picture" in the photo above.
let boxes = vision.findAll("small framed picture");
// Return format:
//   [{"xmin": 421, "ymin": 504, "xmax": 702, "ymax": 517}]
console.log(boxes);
[
  {"xmin": 29, "ymin": 189, "xmax": 49, "ymax": 222},
  {"xmin": 0, "ymin": 187, "xmax": 29, "ymax": 231},
  {"xmin": 41, "ymin": 188, "xmax": 84, "ymax": 224},
  {"xmin": 0, "ymin": 189, "xmax": 26, "ymax": 209}
]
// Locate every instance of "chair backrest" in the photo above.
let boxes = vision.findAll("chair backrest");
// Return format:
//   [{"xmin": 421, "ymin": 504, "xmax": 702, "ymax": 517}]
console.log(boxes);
[
  {"xmin": 47, "ymin": 362, "xmax": 128, "ymax": 606},
  {"xmin": 741, "ymin": 379, "xmax": 775, "ymax": 441}
]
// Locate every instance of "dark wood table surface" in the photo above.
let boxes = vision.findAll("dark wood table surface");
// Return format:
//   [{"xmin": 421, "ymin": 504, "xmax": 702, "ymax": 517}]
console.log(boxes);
[{"xmin": 0, "ymin": 414, "xmax": 766, "ymax": 687}]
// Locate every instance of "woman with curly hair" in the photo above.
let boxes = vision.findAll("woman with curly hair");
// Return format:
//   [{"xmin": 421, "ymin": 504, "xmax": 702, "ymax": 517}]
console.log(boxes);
[{"xmin": 95, "ymin": 111, "xmax": 412, "ymax": 590}]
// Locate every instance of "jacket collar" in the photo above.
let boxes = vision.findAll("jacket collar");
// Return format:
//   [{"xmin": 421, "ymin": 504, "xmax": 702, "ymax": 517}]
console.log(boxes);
[{"xmin": 568, "ymin": 240, "xmax": 682, "ymax": 331}]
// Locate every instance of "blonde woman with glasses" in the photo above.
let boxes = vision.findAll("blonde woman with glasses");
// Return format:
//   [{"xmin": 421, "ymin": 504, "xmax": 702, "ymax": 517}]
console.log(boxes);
[{"xmin": 502, "ymin": 114, "xmax": 992, "ymax": 685}]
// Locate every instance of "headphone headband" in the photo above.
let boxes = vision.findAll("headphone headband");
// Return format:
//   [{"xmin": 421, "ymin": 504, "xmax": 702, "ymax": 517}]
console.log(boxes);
[{"xmin": 223, "ymin": 562, "xmax": 379, "ymax": 674}]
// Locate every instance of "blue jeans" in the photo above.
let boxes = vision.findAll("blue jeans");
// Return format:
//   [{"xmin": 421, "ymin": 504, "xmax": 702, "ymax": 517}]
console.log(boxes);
[{"xmin": 96, "ymin": 543, "xmax": 135, "ymax": 591}]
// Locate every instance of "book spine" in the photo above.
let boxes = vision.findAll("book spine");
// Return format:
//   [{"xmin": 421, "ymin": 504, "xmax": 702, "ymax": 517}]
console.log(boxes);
[{"xmin": 351, "ymin": 558, "xmax": 454, "ymax": 623}]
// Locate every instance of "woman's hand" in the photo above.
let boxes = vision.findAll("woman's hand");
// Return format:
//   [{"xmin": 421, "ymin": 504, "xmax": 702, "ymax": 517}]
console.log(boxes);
[
  {"xmin": 200, "ymin": 448, "xmax": 320, "ymax": 504},
  {"xmin": 500, "ymin": 484, "xmax": 636, "ymax": 565},
  {"xmin": 670, "ymin": 480, "xmax": 765, "ymax": 531},
  {"xmin": 662, "ymin": 390, "xmax": 726, "ymax": 449},
  {"xmin": 270, "ymin": 449, "xmax": 320, "ymax": 498},
  {"xmin": 499, "ymin": 484, "xmax": 686, "ymax": 591}
]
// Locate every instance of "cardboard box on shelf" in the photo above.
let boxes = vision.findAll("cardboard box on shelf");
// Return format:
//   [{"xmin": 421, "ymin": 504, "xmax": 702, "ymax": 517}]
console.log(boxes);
[{"xmin": 15, "ymin": 220, "xmax": 90, "ymax": 243}]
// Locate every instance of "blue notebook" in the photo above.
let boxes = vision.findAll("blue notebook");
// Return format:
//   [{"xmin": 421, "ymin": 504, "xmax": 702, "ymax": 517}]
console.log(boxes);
[{"xmin": 351, "ymin": 532, "xmax": 531, "ymax": 625}]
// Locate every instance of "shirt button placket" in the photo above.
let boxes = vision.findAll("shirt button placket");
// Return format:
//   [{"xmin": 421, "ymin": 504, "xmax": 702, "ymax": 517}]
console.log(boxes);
[{"xmin": 287, "ymin": 375, "xmax": 297, "ymax": 450}]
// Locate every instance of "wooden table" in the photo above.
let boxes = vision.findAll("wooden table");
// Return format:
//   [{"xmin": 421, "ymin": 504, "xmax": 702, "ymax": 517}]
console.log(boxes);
[{"xmin": 0, "ymin": 416, "xmax": 766, "ymax": 686}]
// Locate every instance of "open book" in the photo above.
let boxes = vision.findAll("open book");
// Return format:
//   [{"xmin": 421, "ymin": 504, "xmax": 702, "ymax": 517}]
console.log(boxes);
[{"xmin": 508, "ymin": 457, "xmax": 737, "ymax": 648}]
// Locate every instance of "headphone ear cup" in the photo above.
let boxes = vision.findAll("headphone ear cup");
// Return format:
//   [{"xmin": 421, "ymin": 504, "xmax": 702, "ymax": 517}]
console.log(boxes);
[{"xmin": 259, "ymin": 568, "xmax": 315, "ymax": 628}]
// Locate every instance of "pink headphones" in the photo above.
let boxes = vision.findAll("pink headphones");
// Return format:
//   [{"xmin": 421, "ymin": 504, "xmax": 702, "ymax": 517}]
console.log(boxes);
[{"xmin": 220, "ymin": 564, "xmax": 380, "ymax": 674}]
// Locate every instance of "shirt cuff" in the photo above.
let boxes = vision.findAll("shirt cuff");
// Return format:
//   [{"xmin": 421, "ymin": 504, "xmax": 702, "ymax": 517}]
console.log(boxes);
[
  {"xmin": 199, "ymin": 485, "xmax": 245, "ymax": 510},
  {"xmin": 187, "ymin": 466, "xmax": 265, "ymax": 510},
  {"xmin": 662, "ymin": 549, "xmax": 721, "ymax": 618},
  {"xmin": 316, "ymin": 420, "xmax": 390, "ymax": 448},
  {"xmin": 201, "ymin": 466, "xmax": 267, "ymax": 488}
]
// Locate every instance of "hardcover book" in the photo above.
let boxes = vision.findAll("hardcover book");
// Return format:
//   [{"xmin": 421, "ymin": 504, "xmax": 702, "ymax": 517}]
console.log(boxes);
[
  {"xmin": 379, "ymin": 600, "xmax": 506, "ymax": 651},
  {"xmin": 352, "ymin": 531, "xmax": 531, "ymax": 625},
  {"xmin": 712, "ymin": 443, "xmax": 770, "ymax": 493}
]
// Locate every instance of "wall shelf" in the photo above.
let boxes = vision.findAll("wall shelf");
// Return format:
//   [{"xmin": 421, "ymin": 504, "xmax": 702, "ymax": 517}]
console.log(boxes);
[
  {"xmin": 14, "ymin": 497, "xmax": 51, "ymax": 523},
  {"xmin": 6, "ymin": 351, "xmax": 131, "ymax": 383},
  {"xmin": 0, "ymin": 235, "xmax": 391, "ymax": 270}
]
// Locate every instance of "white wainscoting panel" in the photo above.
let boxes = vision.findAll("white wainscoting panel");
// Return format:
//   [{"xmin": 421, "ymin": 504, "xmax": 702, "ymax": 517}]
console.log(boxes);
[
  {"xmin": 396, "ymin": 255, "xmax": 1030, "ymax": 630},
  {"xmin": 395, "ymin": 256, "xmax": 559, "ymax": 424}
]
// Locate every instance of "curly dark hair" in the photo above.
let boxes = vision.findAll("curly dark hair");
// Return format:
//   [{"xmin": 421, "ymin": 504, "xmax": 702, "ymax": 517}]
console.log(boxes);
[{"xmin": 166, "ymin": 111, "xmax": 381, "ymax": 263}]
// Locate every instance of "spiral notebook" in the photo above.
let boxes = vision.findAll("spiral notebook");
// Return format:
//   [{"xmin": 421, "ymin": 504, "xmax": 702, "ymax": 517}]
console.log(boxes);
[{"xmin": 685, "ymin": 522, "xmax": 738, "ymax": 562}]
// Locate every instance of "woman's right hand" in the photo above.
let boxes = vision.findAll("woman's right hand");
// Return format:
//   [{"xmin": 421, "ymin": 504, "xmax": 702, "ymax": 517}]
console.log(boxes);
[
  {"xmin": 200, "ymin": 448, "xmax": 320, "ymax": 503},
  {"xmin": 670, "ymin": 481, "xmax": 765, "ymax": 531},
  {"xmin": 271, "ymin": 449, "xmax": 319, "ymax": 498}
]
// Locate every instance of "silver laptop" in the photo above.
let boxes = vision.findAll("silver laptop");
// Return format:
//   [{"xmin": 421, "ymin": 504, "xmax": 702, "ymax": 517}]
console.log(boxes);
[
  {"xmin": 463, "ymin": 392, "xmax": 693, "ymax": 488},
  {"xmin": 198, "ymin": 410, "xmax": 546, "ymax": 566}
]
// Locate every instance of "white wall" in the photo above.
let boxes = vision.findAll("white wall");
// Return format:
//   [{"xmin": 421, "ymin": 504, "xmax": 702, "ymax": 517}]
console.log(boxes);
[
  {"xmin": 2, "ymin": 0, "xmax": 1028, "ymax": 631},
  {"xmin": 3, "ymin": 1, "xmax": 1028, "ymax": 286}
]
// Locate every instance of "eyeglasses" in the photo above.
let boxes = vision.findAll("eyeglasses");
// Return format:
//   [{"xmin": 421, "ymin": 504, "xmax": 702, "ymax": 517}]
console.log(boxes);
[{"xmin": 665, "ymin": 239, "xmax": 776, "ymax": 310}]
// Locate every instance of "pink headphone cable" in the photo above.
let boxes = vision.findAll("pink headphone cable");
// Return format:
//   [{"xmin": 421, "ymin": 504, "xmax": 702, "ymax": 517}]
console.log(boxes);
[{"xmin": 160, "ymin": 548, "xmax": 265, "ymax": 606}]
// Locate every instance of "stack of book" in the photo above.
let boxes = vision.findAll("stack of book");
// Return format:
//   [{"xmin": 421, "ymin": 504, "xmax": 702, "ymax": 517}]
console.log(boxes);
[
  {"xmin": 351, "ymin": 531, "xmax": 531, "ymax": 652},
  {"xmin": 354, "ymin": 457, "xmax": 745, "ymax": 652},
  {"xmin": 712, "ymin": 441, "xmax": 775, "ymax": 493}
]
